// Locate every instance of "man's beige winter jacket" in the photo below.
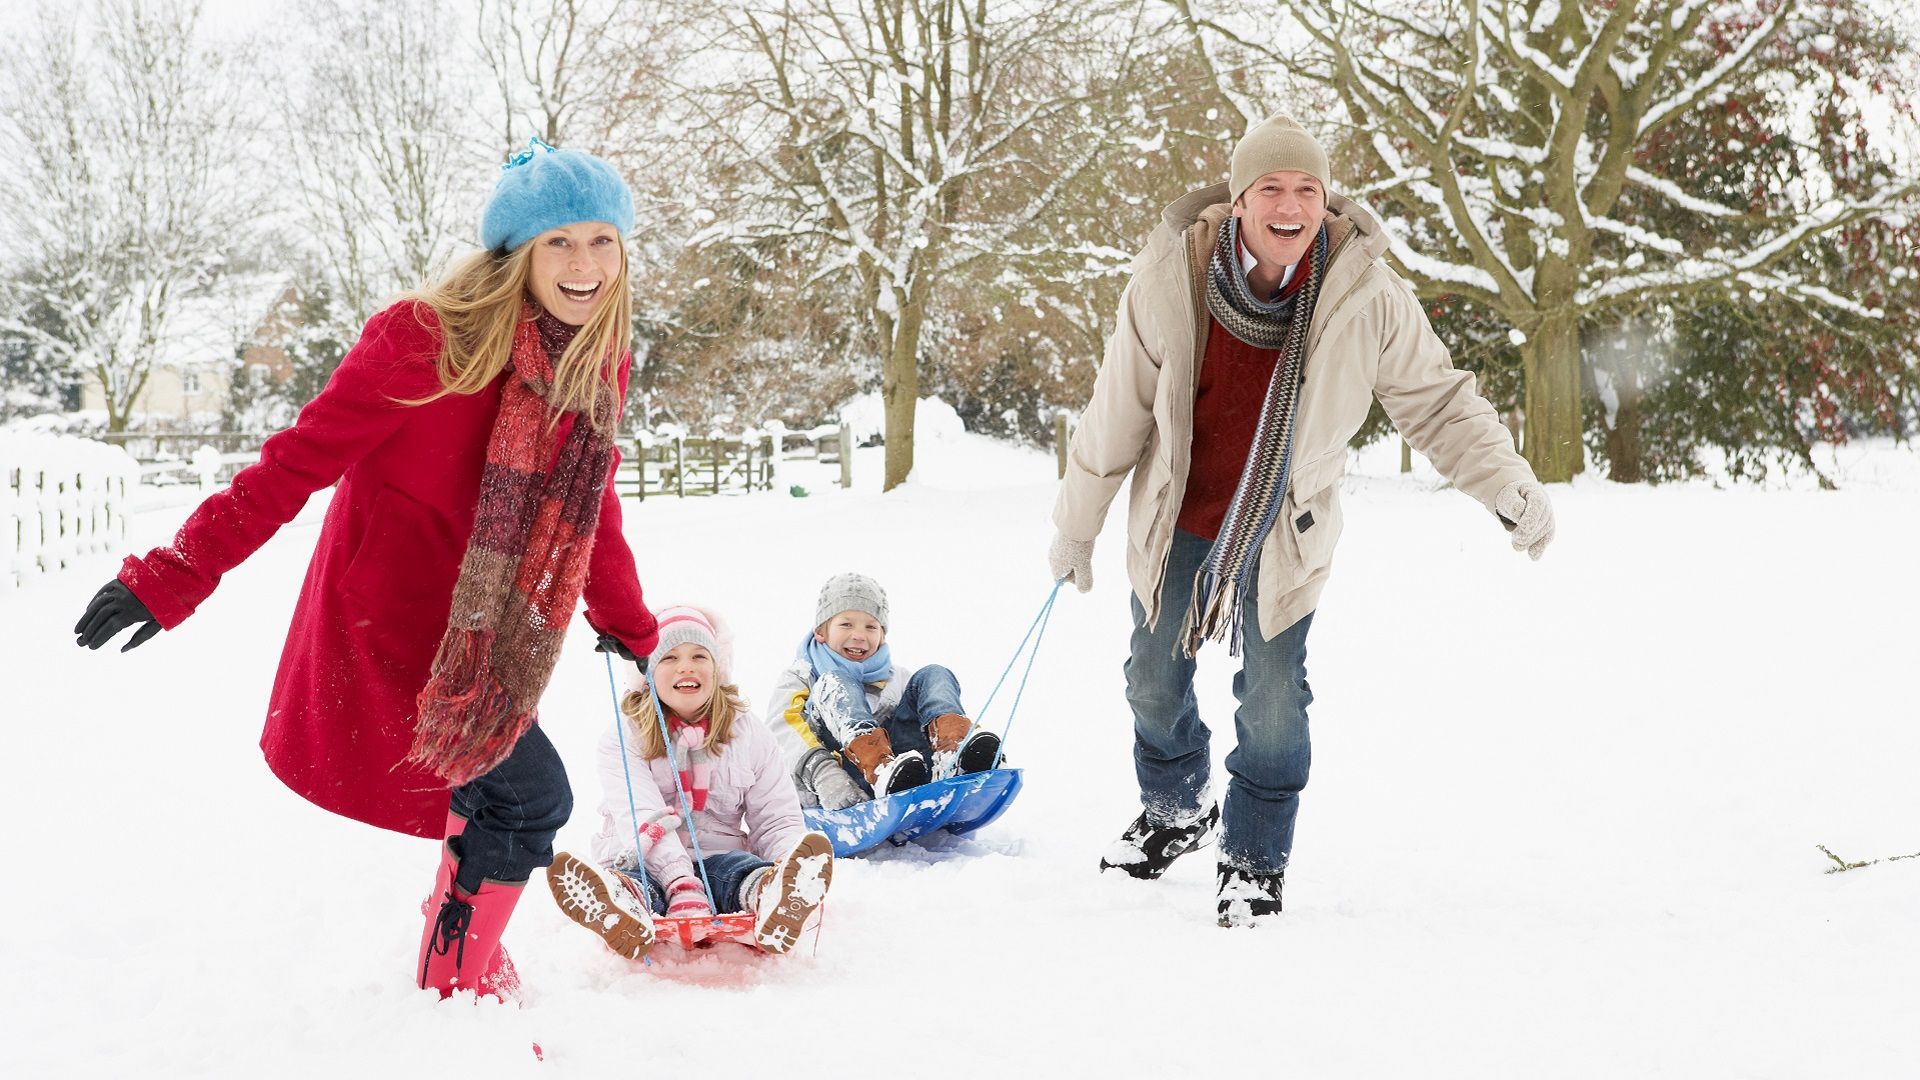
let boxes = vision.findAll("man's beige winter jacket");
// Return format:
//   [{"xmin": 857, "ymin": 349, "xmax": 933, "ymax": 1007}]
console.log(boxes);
[{"xmin": 1052, "ymin": 183, "xmax": 1536, "ymax": 640}]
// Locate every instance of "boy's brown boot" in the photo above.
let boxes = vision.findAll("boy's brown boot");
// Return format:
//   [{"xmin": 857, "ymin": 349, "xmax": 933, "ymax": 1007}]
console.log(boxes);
[
  {"xmin": 843, "ymin": 730, "xmax": 894, "ymax": 783},
  {"xmin": 843, "ymin": 729, "xmax": 929, "ymax": 797},
  {"xmin": 927, "ymin": 713, "xmax": 972, "ymax": 753},
  {"xmin": 927, "ymin": 713, "xmax": 1003, "ymax": 778}
]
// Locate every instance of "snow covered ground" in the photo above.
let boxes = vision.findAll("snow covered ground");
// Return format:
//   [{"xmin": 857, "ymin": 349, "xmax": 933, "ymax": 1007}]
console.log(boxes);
[{"xmin": 4, "ymin": 428, "xmax": 1916, "ymax": 1079}]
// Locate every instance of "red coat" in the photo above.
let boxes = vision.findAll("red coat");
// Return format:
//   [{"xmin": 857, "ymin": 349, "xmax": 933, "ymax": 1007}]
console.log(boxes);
[{"xmin": 119, "ymin": 301, "xmax": 659, "ymax": 838}]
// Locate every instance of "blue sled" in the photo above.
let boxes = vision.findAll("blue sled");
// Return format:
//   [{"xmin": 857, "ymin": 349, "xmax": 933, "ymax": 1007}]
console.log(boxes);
[{"xmin": 804, "ymin": 768, "xmax": 1024, "ymax": 857}]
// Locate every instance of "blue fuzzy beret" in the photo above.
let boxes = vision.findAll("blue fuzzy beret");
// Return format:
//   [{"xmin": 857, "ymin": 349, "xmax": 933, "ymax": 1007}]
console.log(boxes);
[{"xmin": 479, "ymin": 139, "xmax": 635, "ymax": 253}]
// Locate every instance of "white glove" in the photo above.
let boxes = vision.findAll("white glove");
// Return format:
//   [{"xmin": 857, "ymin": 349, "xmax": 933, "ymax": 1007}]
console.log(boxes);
[
  {"xmin": 1048, "ymin": 532, "xmax": 1094, "ymax": 593},
  {"xmin": 1494, "ymin": 480, "xmax": 1554, "ymax": 560}
]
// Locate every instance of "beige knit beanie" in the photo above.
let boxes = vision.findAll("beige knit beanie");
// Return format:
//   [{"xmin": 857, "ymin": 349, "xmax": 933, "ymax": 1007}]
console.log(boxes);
[{"xmin": 1230, "ymin": 113, "xmax": 1332, "ymax": 204}]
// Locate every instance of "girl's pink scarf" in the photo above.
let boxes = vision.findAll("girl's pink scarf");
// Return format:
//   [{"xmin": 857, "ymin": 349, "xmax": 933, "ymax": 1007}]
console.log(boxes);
[{"xmin": 670, "ymin": 717, "xmax": 712, "ymax": 813}]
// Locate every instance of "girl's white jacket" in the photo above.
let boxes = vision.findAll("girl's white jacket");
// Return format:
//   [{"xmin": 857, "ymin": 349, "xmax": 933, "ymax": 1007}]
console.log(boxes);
[{"xmin": 588, "ymin": 708, "xmax": 809, "ymax": 887}]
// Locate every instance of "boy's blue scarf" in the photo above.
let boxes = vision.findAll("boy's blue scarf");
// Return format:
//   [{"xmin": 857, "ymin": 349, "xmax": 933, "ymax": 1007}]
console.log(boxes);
[{"xmin": 801, "ymin": 632, "xmax": 893, "ymax": 686}]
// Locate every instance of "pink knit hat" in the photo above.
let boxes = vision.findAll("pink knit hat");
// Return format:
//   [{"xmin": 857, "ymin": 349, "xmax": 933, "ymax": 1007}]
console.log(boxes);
[{"xmin": 632, "ymin": 605, "xmax": 734, "ymax": 690}]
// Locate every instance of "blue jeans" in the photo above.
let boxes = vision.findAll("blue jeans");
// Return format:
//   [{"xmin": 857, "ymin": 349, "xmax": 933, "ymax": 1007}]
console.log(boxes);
[
  {"xmin": 1125, "ymin": 529, "xmax": 1313, "ymax": 875},
  {"xmin": 447, "ymin": 724, "xmax": 574, "ymax": 892},
  {"xmin": 808, "ymin": 664, "xmax": 967, "ymax": 759},
  {"xmin": 621, "ymin": 850, "xmax": 769, "ymax": 914}
]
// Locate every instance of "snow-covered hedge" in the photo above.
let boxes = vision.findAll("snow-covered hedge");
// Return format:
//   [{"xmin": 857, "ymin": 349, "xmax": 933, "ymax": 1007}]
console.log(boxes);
[{"xmin": 0, "ymin": 432, "xmax": 138, "ymax": 589}]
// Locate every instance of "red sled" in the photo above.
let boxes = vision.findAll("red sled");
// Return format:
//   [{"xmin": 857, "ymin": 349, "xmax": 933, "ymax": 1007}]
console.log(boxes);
[{"xmin": 653, "ymin": 911, "xmax": 760, "ymax": 951}]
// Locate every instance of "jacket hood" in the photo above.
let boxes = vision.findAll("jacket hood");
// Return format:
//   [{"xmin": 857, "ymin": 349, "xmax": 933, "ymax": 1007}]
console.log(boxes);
[{"xmin": 1160, "ymin": 181, "xmax": 1390, "ymax": 261}]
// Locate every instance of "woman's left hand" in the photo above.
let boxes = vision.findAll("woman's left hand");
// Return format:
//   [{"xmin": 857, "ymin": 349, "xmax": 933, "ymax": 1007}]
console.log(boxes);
[
  {"xmin": 75, "ymin": 580, "xmax": 161, "ymax": 652},
  {"xmin": 594, "ymin": 632, "xmax": 644, "ymax": 670}
]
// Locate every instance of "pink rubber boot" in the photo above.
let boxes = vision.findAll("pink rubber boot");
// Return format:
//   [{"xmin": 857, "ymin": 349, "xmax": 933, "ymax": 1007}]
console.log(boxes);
[
  {"xmin": 418, "ymin": 815, "xmax": 525, "ymax": 1000},
  {"xmin": 438, "ymin": 813, "xmax": 521, "ymax": 999}
]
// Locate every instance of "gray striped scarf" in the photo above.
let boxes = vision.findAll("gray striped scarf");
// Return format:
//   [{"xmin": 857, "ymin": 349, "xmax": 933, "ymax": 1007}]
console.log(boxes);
[{"xmin": 1179, "ymin": 217, "xmax": 1333, "ymax": 657}]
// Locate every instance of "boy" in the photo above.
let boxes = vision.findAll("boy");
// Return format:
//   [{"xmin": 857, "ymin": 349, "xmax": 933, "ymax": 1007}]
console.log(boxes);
[{"xmin": 768, "ymin": 572, "xmax": 1001, "ymax": 809}]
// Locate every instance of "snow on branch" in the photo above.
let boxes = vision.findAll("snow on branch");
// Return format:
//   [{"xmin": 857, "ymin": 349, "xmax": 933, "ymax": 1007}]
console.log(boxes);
[
  {"xmin": 1476, "ymin": 2, "xmax": 1575, "ymax": 95},
  {"xmin": 1624, "ymin": 166, "xmax": 1747, "ymax": 219},
  {"xmin": 1387, "ymin": 231, "xmax": 1502, "ymax": 295},
  {"xmin": 1637, "ymin": 3, "xmax": 1790, "ymax": 138},
  {"xmin": 1576, "ymin": 187, "xmax": 1916, "ymax": 307}
]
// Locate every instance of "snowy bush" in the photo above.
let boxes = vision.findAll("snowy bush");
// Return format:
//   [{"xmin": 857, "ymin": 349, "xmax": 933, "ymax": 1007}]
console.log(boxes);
[{"xmin": 837, "ymin": 392, "xmax": 966, "ymax": 445}]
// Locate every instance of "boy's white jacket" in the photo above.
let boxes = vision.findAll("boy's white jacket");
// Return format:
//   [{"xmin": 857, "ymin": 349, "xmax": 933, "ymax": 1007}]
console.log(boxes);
[
  {"xmin": 764, "ymin": 656, "xmax": 917, "ymax": 763},
  {"xmin": 589, "ymin": 707, "xmax": 809, "ymax": 887}
]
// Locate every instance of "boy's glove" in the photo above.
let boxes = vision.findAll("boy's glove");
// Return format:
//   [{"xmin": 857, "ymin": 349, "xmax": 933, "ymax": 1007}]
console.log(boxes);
[
  {"xmin": 1494, "ymin": 480, "xmax": 1555, "ymax": 560},
  {"xmin": 796, "ymin": 747, "xmax": 866, "ymax": 811},
  {"xmin": 1048, "ymin": 532, "xmax": 1094, "ymax": 593},
  {"xmin": 74, "ymin": 579, "xmax": 161, "ymax": 651}
]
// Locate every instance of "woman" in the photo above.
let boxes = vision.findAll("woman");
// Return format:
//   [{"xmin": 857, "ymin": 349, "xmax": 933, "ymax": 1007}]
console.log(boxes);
[{"xmin": 71, "ymin": 139, "xmax": 658, "ymax": 1000}]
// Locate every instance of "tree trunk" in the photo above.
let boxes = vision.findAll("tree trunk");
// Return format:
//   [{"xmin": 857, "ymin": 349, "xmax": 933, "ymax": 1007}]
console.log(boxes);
[
  {"xmin": 882, "ymin": 291, "xmax": 926, "ymax": 492},
  {"xmin": 1603, "ymin": 378, "xmax": 1645, "ymax": 484},
  {"xmin": 1592, "ymin": 333, "xmax": 1646, "ymax": 483},
  {"xmin": 1520, "ymin": 317, "xmax": 1584, "ymax": 482}
]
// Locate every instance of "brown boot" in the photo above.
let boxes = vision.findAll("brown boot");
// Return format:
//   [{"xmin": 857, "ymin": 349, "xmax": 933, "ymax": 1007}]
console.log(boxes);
[
  {"xmin": 926, "ymin": 713, "xmax": 972, "ymax": 753},
  {"xmin": 842, "ymin": 730, "xmax": 930, "ymax": 796},
  {"xmin": 842, "ymin": 730, "xmax": 896, "ymax": 785}
]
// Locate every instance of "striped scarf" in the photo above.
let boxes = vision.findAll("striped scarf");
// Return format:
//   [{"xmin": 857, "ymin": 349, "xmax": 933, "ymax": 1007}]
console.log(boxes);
[
  {"xmin": 406, "ymin": 303, "xmax": 620, "ymax": 786},
  {"xmin": 671, "ymin": 717, "xmax": 713, "ymax": 813},
  {"xmin": 1179, "ymin": 218, "xmax": 1334, "ymax": 657}
]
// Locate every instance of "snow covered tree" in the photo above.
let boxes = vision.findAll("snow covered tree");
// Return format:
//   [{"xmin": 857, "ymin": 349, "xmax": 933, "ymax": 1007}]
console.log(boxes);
[
  {"xmin": 474, "ymin": 0, "xmax": 650, "ymax": 154},
  {"xmin": 682, "ymin": 0, "xmax": 1162, "ymax": 489},
  {"xmin": 279, "ymin": 0, "xmax": 483, "ymax": 325},
  {"xmin": 0, "ymin": 270, "xmax": 82, "ymax": 423},
  {"xmin": 1174, "ymin": 0, "xmax": 1920, "ymax": 482},
  {"xmin": 923, "ymin": 39, "xmax": 1244, "ymax": 443},
  {"xmin": 1578, "ymin": 6, "xmax": 1920, "ymax": 482},
  {"xmin": 0, "ymin": 0, "xmax": 265, "ymax": 432}
]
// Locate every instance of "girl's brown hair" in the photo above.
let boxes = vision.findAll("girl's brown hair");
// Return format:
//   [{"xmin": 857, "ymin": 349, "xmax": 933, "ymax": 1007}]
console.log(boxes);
[
  {"xmin": 619, "ymin": 682, "xmax": 748, "ymax": 761},
  {"xmin": 399, "ymin": 237, "xmax": 633, "ymax": 426}
]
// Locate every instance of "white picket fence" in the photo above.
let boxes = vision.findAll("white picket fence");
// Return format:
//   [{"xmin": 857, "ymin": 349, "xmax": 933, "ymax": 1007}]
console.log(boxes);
[{"xmin": 0, "ymin": 432, "xmax": 140, "ymax": 590}]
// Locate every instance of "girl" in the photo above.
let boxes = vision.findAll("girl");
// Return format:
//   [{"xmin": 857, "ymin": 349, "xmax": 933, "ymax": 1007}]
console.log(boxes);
[
  {"xmin": 549, "ymin": 605, "xmax": 834, "ymax": 958},
  {"xmin": 71, "ymin": 139, "xmax": 658, "ymax": 999}
]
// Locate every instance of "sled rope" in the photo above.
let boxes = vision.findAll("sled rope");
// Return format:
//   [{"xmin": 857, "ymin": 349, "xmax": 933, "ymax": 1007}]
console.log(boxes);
[
  {"xmin": 965, "ymin": 578, "xmax": 1064, "ymax": 768},
  {"xmin": 603, "ymin": 654, "xmax": 658, "ymax": 966},
  {"xmin": 643, "ymin": 668, "xmax": 724, "ymax": 918}
]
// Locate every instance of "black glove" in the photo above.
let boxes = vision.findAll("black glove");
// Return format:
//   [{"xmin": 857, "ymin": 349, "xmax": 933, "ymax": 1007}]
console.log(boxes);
[
  {"xmin": 594, "ymin": 632, "xmax": 645, "ymax": 671},
  {"xmin": 74, "ymin": 579, "xmax": 161, "ymax": 652}
]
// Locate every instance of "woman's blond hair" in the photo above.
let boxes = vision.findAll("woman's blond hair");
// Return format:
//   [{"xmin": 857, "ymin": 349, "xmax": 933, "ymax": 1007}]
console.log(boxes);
[
  {"xmin": 619, "ymin": 682, "xmax": 748, "ymax": 761},
  {"xmin": 399, "ymin": 237, "xmax": 632, "ymax": 425}
]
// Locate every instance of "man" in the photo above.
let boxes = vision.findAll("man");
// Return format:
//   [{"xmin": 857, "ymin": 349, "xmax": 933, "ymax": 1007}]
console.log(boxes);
[{"xmin": 1047, "ymin": 113, "xmax": 1554, "ymax": 927}]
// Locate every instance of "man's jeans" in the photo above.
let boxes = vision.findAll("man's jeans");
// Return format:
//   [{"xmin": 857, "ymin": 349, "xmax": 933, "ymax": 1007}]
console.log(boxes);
[
  {"xmin": 447, "ymin": 723, "xmax": 574, "ymax": 893},
  {"xmin": 620, "ymin": 850, "xmax": 770, "ymax": 915},
  {"xmin": 809, "ymin": 663, "xmax": 967, "ymax": 758},
  {"xmin": 1125, "ymin": 528, "xmax": 1313, "ymax": 875}
]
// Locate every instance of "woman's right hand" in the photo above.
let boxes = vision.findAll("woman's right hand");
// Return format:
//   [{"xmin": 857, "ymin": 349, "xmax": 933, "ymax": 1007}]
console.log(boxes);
[{"xmin": 74, "ymin": 580, "xmax": 160, "ymax": 651}]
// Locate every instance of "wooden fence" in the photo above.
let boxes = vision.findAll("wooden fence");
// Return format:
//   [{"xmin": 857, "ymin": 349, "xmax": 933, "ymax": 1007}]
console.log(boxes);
[
  {"xmin": 621, "ymin": 432, "xmax": 779, "ymax": 500},
  {"xmin": 1, "ymin": 433, "xmax": 137, "ymax": 589}
]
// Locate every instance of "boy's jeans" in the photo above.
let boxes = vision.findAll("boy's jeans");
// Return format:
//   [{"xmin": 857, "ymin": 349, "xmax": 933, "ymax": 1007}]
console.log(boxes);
[
  {"xmin": 808, "ymin": 664, "xmax": 967, "ymax": 759},
  {"xmin": 621, "ymin": 850, "xmax": 770, "ymax": 914},
  {"xmin": 1125, "ymin": 528, "xmax": 1314, "ymax": 875},
  {"xmin": 447, "ymin": 724, "xmax": 573, "ymax": 893}
]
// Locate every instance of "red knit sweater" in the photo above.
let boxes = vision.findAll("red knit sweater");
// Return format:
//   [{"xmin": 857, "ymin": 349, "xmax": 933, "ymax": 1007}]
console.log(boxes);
[{"xmin": 1176, "ymin": 271, "xmax": 1310, "ymax": 540}]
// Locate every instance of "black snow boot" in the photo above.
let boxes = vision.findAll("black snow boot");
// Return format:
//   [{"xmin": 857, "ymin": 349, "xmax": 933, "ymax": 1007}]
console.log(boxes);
[
  {"xmin": 953, "ymin": 729, "xmax": 1002, "ymax": 775},
  {"xmin": 1098, "ymin": 803, "xmax": 1219, "ymax": 879},
  {"xmin": 1216, "ymin": 863, "xmax": 1284, "ymax": 927}
]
